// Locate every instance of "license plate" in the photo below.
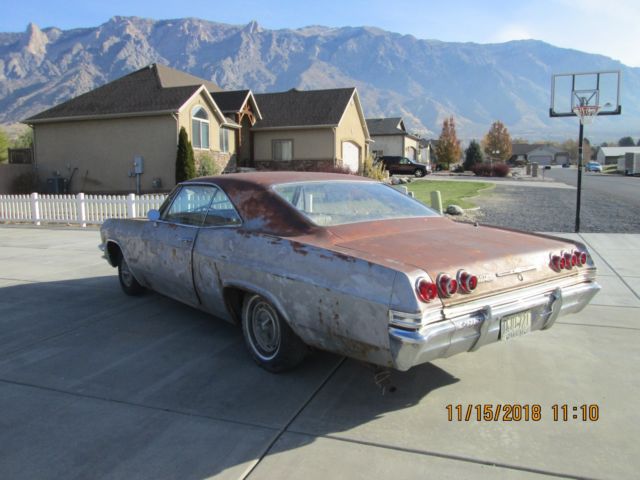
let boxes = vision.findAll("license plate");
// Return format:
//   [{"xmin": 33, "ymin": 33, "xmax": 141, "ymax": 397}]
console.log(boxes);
[{"xmin": 501, "ymin": 311, "xmax": 532, "ymax": 341}]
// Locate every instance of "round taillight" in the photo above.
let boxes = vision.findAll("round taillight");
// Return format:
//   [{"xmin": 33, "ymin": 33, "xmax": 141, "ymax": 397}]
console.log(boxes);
[
  {"xmin": 551, "ymin": 255, "xmax": 564, "ymax": 271},
  {"xmin": 576, "ymin": 250, "xmax": 588, "ymax": 266},
  {"xmin": 437, "ymin": 274, "xmax": 458, "ymax": 297},
  {"xmin": 458, "ymin": 271, "xmax": 479, "ymax": 293},
  {"xmin": 416, "ymin": 278, "xmax": 438, "ymax": 303},
  {"xmin": 564, "ymin": 252, "xmax": 576, "ymax": 269}
]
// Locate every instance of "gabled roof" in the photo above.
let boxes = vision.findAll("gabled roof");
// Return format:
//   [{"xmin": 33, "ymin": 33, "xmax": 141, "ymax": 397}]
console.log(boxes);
[
  {"xmin": 155, "ymin": 63, "xmax": 221, "ymax": 92},
  {"xmin": 366, "ymin": 117, "xmax": 406, "ymax": 136},
  {"xmin": 599, "ymin": 146, "xmax": 640, "ymax": 156},
  {"xmin": 211, "ymin": 90, "xmax": 263, "ymax": 120},
  {"xmin": 253, "ymin": 88, "xmax": 357, "ymax": 129},
  {"xmin": 25, "ymin": 63, "xmax": 222, "ymax": 123},
  {"xmin": 511, "ymin": 143, "xmax": 540, "ymax": 155}
]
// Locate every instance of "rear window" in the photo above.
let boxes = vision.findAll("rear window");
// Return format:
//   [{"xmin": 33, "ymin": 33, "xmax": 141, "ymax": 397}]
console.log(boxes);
[{"xmin": 272, "ymin": 181, "xmax": 438, "ymax": 226}]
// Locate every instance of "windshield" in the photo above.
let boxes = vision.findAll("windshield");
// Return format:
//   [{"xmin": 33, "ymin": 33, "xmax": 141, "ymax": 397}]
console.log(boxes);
[{"xmin": 272, "ymin": 181, "xmax": 438, "ymax": 226}]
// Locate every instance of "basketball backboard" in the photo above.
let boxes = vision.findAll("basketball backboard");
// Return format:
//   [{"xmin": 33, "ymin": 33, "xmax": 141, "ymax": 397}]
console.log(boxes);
[{"xmin": 550, "ymin": 70, "xmax": 621, "ymax": 118}]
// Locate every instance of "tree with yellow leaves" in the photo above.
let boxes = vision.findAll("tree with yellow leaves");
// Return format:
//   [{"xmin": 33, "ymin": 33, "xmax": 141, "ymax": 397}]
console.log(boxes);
[{"xmin": 435, "ymin": 116, "xmax": 461, "ymax": 170}]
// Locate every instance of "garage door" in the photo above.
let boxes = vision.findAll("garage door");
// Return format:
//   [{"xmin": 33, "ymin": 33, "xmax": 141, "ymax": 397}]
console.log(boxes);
[{"xmin": 342, "ymin": 141, "xmax": 360, "ymax": 172}]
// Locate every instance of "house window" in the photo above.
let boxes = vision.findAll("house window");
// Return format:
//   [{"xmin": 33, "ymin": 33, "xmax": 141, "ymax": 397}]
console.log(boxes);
[
  {"xmin": 272, "ymin": 140, "xmax": 293, "ymax": 161},
  {"xmin": 191, "ymin": 107, "xmax": 210, "ymax": 149},
  {"xmin": 219, "ymin": 128, "xmax": 230, "ymax": 153}
]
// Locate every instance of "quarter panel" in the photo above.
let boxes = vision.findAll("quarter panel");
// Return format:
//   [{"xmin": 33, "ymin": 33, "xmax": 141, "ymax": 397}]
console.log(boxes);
[{"xmin": 194, "ymin": 229, "xmax": 399, "ymax": 366}]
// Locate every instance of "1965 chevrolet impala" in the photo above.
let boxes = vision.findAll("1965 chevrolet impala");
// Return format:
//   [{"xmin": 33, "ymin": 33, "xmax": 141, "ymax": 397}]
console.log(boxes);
[{"xmin": 100, "ymin": 172, "xmax": 600, "ymax": 372}]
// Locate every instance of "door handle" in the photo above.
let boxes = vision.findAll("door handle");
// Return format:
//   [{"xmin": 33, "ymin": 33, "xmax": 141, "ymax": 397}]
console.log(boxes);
[{"xmin": 179, "ymin": 237, "xmax": 193, "ymax": 244}]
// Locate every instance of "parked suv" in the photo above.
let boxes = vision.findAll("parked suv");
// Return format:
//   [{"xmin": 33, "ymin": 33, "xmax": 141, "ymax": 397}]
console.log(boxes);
[
  {"xmin": 585, "ymin": 161, "xmax": 603, "ymax": 173},
  {"xmin": 378, "ymin": 156, "xmax": 431, "ymax": 177}
]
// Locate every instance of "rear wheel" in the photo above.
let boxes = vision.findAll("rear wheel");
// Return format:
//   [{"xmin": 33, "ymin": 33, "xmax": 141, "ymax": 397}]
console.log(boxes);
[
  {"xmin": 414, "ymin": 168, "xmax": 425, "ymax": 177},
  {"xmin": 118, "ymin": 255, "xmax": 144, "ymax": 296},
  {"xmin": 241, "ymin": 294, "xmax": 307, "ymax": 373}
]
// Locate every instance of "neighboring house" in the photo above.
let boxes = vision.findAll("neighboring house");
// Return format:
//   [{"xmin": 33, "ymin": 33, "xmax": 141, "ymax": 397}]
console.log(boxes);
[
  {"xmin": 596, "ymin": 146, "xmax": 640, "ymax": 165},
  {"xmin": 252, "ymin": 88, "xmax": 371, "ymax": 172},
  {"xmin": 210, "ymin": 90, "xmax": 262, "ymax": 167},
  {"xmin": 366, "ymin": 117, "xmax": 422, "ymax": 161},
  {"xmin": 24, "ymin": 64, "xmax": 240, "ymax": 193},
  {"xmin": 509, "ymin": 143, "xmax": 569, "ymax": 166},
  {"xmin": 419, "ymin": 139, "xmax": 437, "ymax": 166}
]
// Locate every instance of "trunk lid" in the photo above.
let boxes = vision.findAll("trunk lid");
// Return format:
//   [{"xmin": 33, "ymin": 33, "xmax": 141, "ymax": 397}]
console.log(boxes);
[{"xmin": 329, "ymin": 218, "xmax": 580, "ymax": 306}]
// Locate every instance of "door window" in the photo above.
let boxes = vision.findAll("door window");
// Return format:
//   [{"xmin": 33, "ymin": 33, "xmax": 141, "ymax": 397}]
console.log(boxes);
[
  {"xmin": 162, "ymin": 185, "xmax": 215, "ymax": 226},
  {"xmin": 203, "ymin": 189, "xmax": 242, "ymax": 227}
]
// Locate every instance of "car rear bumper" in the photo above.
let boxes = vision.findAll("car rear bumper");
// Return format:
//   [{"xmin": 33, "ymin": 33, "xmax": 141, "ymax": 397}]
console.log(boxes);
[{"xmin": 388, "ymin": 280, "xmax": 600, "ymax": 371}]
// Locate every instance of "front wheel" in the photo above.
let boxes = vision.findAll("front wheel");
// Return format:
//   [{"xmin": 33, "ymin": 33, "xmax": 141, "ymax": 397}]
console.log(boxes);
[
  {"xmin": 241, "ymin": 294, "xmax": 307, "ymax": 373},
  {"xmin": 118, "ymin": 255, "xmax": 144, "ymax": 296},
  {"xmin": 414, "ymin": 168, "xmax": 425, "ymax": 177}
]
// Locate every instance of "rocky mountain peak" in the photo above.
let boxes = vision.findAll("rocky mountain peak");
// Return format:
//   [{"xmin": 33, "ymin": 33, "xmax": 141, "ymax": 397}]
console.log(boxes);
[{"xmin": 21, "ymin": 22, "xmax": 49, "ymax": 56}]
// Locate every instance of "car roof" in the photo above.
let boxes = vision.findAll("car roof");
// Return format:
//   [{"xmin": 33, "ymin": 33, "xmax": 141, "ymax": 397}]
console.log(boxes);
[{"xmin": 182, "ymin": 172, "xmax": 373, "ymax": 236}]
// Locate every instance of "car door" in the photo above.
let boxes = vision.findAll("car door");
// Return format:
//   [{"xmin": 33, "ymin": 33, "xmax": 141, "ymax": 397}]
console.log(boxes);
[
  {"xmin": 141, "ymin": 184, "xmax": 215, "ymax": 307},
  {"xmin": 192, "ymin": 187, "xmax": 244, "ymax": 319},
  {"xmin": 398, "ymin": 157, "xmax": 412, "ymax": 174}
]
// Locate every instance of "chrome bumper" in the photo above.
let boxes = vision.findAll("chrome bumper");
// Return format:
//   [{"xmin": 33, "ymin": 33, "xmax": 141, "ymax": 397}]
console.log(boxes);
[{"xmin": 389, "ymin": 280, "xmax": 600, "ymax": 371}]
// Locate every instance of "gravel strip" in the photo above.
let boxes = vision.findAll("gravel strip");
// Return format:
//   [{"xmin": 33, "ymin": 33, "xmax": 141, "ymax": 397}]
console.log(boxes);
[{"xmin": 461, "ymin": 184, "xmax": 640, "ymax": 233}]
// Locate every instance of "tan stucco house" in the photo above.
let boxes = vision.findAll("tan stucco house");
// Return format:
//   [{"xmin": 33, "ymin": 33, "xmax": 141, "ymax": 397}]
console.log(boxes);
[
  {"xmin": 366, "ymin": 117, "xmax": 421, "ymax": 161},
  {"xmin": 252, "ymin": 88, "xmax": 371, "ymax": 172},
  {"xmin": 24, "ymin": 64, "xmax": 249, "ymax": 193}
]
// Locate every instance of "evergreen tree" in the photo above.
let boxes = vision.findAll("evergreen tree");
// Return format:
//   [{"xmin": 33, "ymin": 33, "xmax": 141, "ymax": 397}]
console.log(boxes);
[
  {"xmin": 435, "ymin": 116, "xmax": 461, "ymax": 170},
  {"xmin": 482, "ymin": 121, "xmax": 512, "ymax": 162},
  {"xmin": 175, "ymin": 127, "xmax": 196, "ymax": 183},
  {"xmin": 463, "ymin": 140, "xmax": 483, "ymax": 170}
]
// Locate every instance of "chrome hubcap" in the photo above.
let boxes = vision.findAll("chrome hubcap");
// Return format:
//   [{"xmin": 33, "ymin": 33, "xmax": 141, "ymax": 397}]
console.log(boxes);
[{"xmin": 249, "ymin": 300, "xmax": 280, "ymax": 360}]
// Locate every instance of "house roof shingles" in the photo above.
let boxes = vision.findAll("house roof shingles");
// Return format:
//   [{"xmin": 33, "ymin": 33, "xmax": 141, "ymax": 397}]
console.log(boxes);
[
  {"xmin": 211, "ymin": 90, "xmax": 251, "ymax": 113},
  {"xmin": 26, "ymin": 63, "xmax": 221, "ymax": 123},
  {"xmin": 253, "ymin": 88, "xmax": 355, "ymax": 129},
  {"xmin": 366, "ymin": 117, "xmax": 405, "ymax": 136}
]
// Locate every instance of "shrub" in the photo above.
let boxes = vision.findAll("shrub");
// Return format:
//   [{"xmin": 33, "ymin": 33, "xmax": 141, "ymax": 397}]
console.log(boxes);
[
  {"xmin": 471, "ymin": 162, "xmax": 510, "ymax": 177},
  {"xmin": 471, "ymin": 163, "xmax": 493, "ymax": 177},
  {"xmin": 362, "ymin": 154, "xmax": 385, "ymax": 180},
  {"xmin": 492, "ymin": 163, "xmax": 510, "ymax": 177},
  {"xmin": 452, "ymin": 164, "xmax": 465, "ymax": 173},
  {"xmin": 197, "ymin": 153, "xmax": 220, "ymax": 177}
]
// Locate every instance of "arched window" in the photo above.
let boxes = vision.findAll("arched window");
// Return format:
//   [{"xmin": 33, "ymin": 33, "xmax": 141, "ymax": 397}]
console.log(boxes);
[{"xmin": 191, "ymin": 107, "xmax": 209, "ymax": 149}]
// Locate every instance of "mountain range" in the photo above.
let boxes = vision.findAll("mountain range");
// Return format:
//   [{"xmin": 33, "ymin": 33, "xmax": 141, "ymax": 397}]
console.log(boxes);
[{"xmin": 1, "ymin": 16, "xmax": 639, "ymax": 141}]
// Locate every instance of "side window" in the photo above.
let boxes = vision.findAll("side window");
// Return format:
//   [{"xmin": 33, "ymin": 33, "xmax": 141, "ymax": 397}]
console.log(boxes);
[
  {"xmin": 400, "ymin": 158, "xmax": 410, "ymax": 164},
  {"xmin": 162, "ymin": 185, "xmax": 215, "ymax": 226},
  {"xmin": 203, "ymin": 188, "xmax": 242, "ymax": 227}
]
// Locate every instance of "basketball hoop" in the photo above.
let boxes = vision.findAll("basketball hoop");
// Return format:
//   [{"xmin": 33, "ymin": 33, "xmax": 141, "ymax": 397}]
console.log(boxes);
[{"xmin": 572, "ymin": 105, "xmax": 601, "ymax": 125}]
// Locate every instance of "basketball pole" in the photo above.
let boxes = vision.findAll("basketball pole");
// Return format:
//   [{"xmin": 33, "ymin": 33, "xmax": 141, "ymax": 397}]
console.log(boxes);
[{"xmin": 575, "ymin": 121, "xmax": 584, "ymax": 233}]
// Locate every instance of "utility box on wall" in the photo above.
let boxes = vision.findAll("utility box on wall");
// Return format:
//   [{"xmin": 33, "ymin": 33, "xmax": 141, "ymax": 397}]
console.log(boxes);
[{"xmin": 133, "ymin": 155, "xmax": 144, "ymax": 174}]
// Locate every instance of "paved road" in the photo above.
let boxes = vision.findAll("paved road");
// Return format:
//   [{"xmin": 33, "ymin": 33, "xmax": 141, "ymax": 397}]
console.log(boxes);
[
  {"xmin": 547, "ymin": 167, "xmax": 640, "ymax": 206},
  {"xmin": 1, "ymin": 227, "xmax": 639, "ymax": 479}
]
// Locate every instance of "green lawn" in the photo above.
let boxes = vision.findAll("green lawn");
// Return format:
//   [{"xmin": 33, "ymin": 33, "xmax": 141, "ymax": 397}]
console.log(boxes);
[{"xmin": 407, "ymin": 180, "xmax": 494, "ymax": 209}]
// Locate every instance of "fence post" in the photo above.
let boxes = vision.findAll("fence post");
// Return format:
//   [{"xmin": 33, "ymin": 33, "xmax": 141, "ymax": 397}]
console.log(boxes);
[
  {"xmin": 30, "ymin": 192, "xmax": 41, "ymax": 226},
  {"xmin": 127, "ymin": 193, "xmax": 136, "ymax": 218},
  {"xmin": 76, "ymin": 192, "xmax": 87, "ymax": 228}
]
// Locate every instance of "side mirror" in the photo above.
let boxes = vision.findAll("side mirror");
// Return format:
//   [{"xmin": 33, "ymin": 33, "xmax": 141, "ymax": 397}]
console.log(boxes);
[{"xmin": 147, "ymin": 209, "xmax": 160, "ymax": 221}]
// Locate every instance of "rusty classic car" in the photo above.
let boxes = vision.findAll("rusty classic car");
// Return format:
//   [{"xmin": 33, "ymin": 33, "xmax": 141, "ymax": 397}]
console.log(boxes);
[{"xmin": 99, "ymin": 172, "xmax": 600, "ymax": 372}]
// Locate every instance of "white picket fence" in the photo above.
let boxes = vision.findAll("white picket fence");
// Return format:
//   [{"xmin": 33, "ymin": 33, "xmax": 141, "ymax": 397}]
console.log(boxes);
[{"xmin": 0, "ymin": 193, "xmax": 167, "ymax": 227}]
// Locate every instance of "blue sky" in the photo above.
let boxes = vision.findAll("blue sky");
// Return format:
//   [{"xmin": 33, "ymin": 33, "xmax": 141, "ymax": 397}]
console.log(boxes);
[{"xmin": 4, "ymin": 0, "xmax": 639, "ymax": 67}]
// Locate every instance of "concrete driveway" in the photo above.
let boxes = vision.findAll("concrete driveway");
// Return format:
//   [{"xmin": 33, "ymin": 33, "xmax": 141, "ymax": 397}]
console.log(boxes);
[{"xmin": 0, "ymin": 227, "xmax": 638, "ymax": 479}]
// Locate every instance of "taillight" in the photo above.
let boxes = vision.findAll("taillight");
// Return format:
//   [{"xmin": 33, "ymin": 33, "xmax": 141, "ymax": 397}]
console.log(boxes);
[
  {"xmin": 457, "ymin": 270, "xmax": 478, "ymax": 293},
  {"xmin": 437, "ymin": 274, "xmax": 458, "ymax": 297},
  {"xmin": 416, "ymin": 278, "xmax": 438, "ymax": 303},
  {"xmin": 551, "ymin": 255, "xmax": 566, "ymax": 271},
  {"xmin": 575, "ymin": 250, "xmax": 588, "ymax": 266},
  {"xmin": 564, "ymin": 252, "xmax": 577, "ymax": 269}
]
